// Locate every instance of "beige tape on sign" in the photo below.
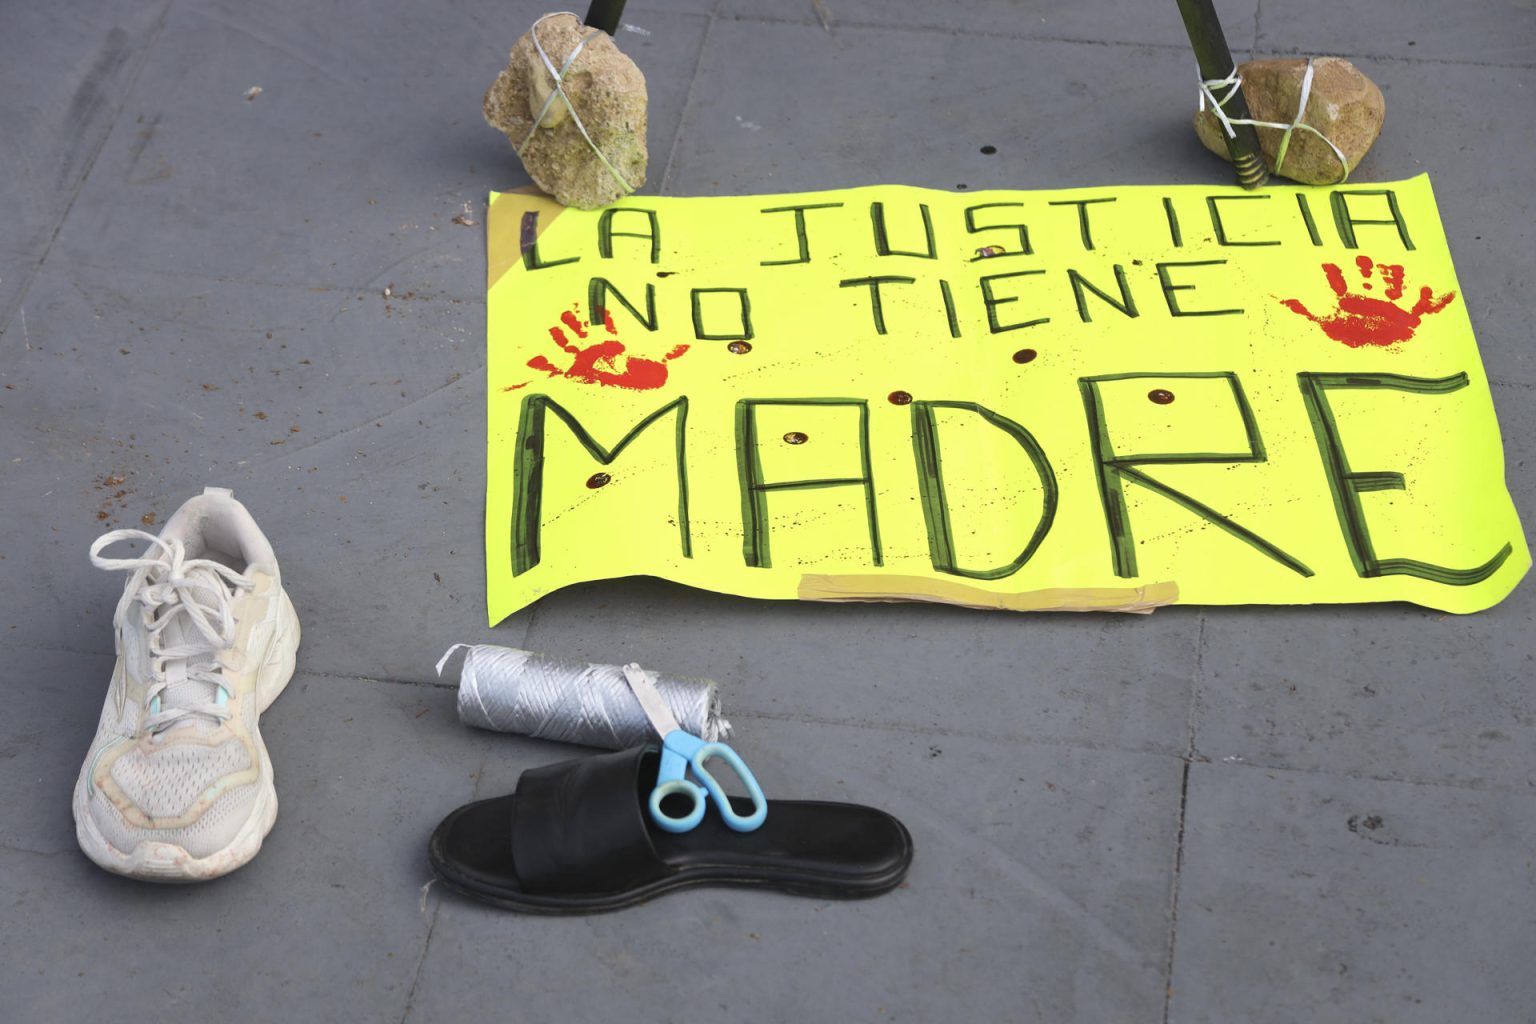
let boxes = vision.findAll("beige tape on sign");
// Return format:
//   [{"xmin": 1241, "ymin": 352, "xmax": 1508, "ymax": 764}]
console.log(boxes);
[{"xmin": 484, "ymin": 175, "xmax": 1528, "ymax": 623}]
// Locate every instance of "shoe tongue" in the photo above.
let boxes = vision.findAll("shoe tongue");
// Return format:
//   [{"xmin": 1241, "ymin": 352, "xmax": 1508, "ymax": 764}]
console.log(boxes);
[{"xmin": 155, "ymin": 565, "xmax": 230, "ymax": 736}]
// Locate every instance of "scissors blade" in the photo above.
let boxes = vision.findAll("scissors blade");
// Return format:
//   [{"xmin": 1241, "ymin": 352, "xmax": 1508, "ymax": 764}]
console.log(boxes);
[{"xmin": 621, "ymin": 663, "xmax": 684, "ymax": 739}]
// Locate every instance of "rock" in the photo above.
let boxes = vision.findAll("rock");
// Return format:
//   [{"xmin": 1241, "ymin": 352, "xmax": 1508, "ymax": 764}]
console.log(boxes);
[
  {"xmin": 483, "ymin": 13, "xmax": 647, "ymax": 210},
  {"xmin": 1194, "ymin": 57, "xmax": 1384, "ymax": 185}
]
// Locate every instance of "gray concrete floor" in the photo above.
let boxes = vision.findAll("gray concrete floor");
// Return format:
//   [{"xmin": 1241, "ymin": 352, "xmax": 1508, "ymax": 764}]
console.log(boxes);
[{"xmin": 2, "ymin": 1, "xmax": 1533, "ymax": 1021}]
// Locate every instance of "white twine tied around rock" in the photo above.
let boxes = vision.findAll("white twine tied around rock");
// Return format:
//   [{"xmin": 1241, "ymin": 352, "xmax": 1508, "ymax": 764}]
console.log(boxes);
[
  {"xmin": 1198, "ymin": 57, "xmax": 1351, "ymax": 185},
  {"xmin": 520, "ymin": 10, "xmax": 639, "ymax": 197}
]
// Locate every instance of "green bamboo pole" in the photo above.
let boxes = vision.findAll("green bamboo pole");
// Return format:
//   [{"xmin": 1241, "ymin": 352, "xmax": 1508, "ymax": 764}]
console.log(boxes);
[
  {"xmin": 1176, "ymin": 0, "xmax": 1269, "ymax": 189},
  {"xmin": 584, "ymin": 0, "xmax": 627, "ymax": 35}
]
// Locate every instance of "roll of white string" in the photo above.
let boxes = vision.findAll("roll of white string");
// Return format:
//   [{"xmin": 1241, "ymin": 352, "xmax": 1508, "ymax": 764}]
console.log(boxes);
[{"xmin": 436, "ymin": 644, "xmax": 732, "ymax": 748}]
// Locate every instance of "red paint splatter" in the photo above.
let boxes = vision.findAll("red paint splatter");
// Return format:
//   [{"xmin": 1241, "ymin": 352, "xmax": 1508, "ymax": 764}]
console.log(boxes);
[
  {"xmin": 1281, "ymin": 256, "xmax": 1456, "ymax": 348},
  {"xmin": 502, "ymin": 382, "xmax": 530, "ymax": 392},
  {"xmin": 526, "ymin": 308, "xmax": 689, "ymax": 390}
]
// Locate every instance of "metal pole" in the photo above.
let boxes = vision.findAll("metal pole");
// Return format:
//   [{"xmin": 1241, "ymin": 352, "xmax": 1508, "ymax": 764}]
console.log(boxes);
[
  {"xmin": 583, "ymin": 0, "xmax": 627, "ymax": 35},
  {"xmin": 1175, "ymin": 0, "xmax": 1269, "ymax": 189}
]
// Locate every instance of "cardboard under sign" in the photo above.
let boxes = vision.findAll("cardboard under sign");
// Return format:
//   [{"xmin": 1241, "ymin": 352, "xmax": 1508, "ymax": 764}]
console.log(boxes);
[{"xmin": 483, "ymin": 175, "xmax": 1527, "ymax": 623}]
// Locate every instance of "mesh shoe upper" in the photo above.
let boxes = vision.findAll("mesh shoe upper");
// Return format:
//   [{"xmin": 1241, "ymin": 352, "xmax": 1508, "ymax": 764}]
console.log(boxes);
[{"xmin": 77, "ymin": 488, "xmax": 289, "ymax": 863}]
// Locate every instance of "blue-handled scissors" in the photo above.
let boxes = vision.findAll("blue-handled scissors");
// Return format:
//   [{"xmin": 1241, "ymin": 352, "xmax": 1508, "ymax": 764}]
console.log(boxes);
[{"xmin": 622, "ymin": 663, "xmax": 767, "ymax": 835}]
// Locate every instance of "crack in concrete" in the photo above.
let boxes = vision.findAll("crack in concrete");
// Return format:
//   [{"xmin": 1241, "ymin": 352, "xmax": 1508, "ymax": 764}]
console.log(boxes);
[
  {"xmin": 1160, "ymin": 759, "xmax": 1194, "ymax": 1024},
  {"xmin": 1161, "ymin": 612, "xmax": 1207, "ymax": 1024},
  {"xmin": 0, "ymin": 2, "xmax": 174, "ymax": 341},
  {"xmin": 257, "ymin": 363, "xmax": 483, "ymax": 467},
  {"xmin": 397, "ymin": 893, "xmax": 441, "ymax": 1024},
  {"xmin": 722, "ymin": 11, "xmax": 1535, "ymax": 70},
  {"xmin": 0, "ymin": 843, "xmax": 76, "ymax": 859},
  {"xmin": 659, "ymin": 4, "xmax": 720, "ymax": 195}
]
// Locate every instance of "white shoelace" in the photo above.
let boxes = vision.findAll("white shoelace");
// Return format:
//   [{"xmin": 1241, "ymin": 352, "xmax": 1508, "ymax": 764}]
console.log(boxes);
[{"xmin": 91, "ymin": 530, "xmax": 254, "ymax": 734}]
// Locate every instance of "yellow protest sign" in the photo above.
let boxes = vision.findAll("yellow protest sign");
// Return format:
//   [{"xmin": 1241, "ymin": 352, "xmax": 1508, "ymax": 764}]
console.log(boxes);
[{"xmin": 484, "ymin": 175, "xmax": 1527, "ymax": 623}]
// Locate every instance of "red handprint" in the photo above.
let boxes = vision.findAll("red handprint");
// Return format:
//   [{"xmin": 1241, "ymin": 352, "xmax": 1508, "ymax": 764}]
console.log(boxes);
[
  {"xmin": 1281, "ymin": 255, "xmax": 1456, "ymax": 348},
  {"xmin": 527, "ymin": 308, "xmax": 689, "ymax": 391}
]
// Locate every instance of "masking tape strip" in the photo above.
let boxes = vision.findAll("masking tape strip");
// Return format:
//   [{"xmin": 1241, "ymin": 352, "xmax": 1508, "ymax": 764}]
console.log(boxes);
[
  {"xmin": 487, "ymin": 187, "xmax": 570, "ymax": 293},
  {"xmin": 797, "ymin": 574, "xmax": 1179, "ymax": 614}
]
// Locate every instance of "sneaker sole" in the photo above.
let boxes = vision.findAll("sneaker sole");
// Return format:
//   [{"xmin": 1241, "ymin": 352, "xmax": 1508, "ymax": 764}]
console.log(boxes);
[{"xmin": 71, "ymin": 590, "xmax": 301, "ymax": 883}]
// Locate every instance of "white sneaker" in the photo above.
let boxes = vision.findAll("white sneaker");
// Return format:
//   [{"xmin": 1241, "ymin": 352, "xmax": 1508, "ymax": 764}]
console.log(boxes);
[{"xmin": 73, "ymin": 487, "xmax": 300, "ymax": 881}]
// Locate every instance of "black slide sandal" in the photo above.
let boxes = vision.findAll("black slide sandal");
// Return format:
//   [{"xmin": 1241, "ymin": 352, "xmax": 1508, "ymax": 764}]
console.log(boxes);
[{"xmin": 427, "ymin": 745, "xmax": 913, "ymax": 914}]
